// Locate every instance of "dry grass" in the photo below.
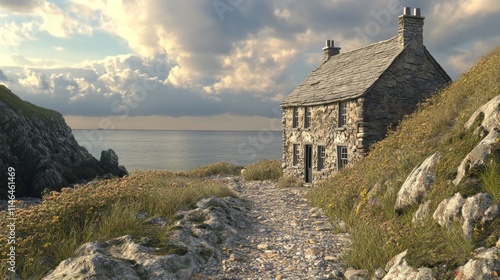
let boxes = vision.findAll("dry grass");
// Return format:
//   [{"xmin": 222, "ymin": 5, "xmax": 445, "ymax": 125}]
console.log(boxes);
[
  {"xmin": 308, "ymin": 46, "xmax": 500, "ymax": 276},
  {"xmin": 0, "ymin": 169, "xmax": 235, "ymax": 279},
  {"xmin": 243, "ymin": 159, "xmax": 283, "ymax": 181}
]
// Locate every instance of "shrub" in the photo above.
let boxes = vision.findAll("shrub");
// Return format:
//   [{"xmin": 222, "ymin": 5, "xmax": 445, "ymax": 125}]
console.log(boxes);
[
  {"xmin": 243, "ymin": 159, "xmax": 282, "ymax": 181},
  {"xmin": 189, "ymin": 162, "xmax": 242, "ymax": 177},
  {"xmin": 278, "ymin": 175, "xmax": 303, "ymax": 188}
]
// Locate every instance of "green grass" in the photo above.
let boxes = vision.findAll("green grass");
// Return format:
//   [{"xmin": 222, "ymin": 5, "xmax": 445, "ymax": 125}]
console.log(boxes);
[
  {"xmin": 243, "ymin": 159, "xmax": 283, "ymax": 181},
  {"xmin": 0, "ymin": 169, "xmax": 236, "ymax": 279},
  {"xmin": 0, "ymin": 85, "xmax": 60, "ymax": 122},
  {"xmin": 481, "ymin": 154, "xmax": 500, "ymax": 203},
  {"xmin": 307, "ymin": 46, "xmax": 500, "ymax": 277}
]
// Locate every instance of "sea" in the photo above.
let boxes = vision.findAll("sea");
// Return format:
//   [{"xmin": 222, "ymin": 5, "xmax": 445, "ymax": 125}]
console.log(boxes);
[{"xmin": 72, "ymin": 130, "xmax": 282, "ymax": 171}]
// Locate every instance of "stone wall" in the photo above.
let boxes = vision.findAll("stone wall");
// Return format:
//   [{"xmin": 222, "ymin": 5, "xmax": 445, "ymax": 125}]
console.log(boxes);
[
  {"xmin": 282, "ymin": 40, "xmax": 450, "ymax": 185},
  {"xmin": 361, "ymin": 40, "xmax": 450, "ymax": 150},
  {"xmin": 282, "ymin": 99, "xmax": 364, "ymax": 184}
]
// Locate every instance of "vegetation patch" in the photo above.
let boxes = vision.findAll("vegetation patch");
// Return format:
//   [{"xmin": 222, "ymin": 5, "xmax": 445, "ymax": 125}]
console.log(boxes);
[
  {"xmin": 0, "ymin": 169, "xmax": 235, "ymax": 279},
  {"xmin": 0, "ymin": 85, "xmax": 60, "ymax": 123},
  {"xmin": 308, "ymin": 47, "xmax": 500, "ymax": 277},
  {"xmin": 243, "ymin": 159, "xmax": 283, "ymax": 181},
  {"xmin": 188, "ymin": 162, "xmax": 242, "ymax": 178}
]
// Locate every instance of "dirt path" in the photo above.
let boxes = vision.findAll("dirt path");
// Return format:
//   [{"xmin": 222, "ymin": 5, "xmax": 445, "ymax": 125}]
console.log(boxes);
[{"xmin": 193, "ymin": 177, "xmax": 350, "ymax": 280}]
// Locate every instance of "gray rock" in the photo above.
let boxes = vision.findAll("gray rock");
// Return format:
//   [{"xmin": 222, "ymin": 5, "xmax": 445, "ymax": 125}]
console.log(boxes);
[
  {"xmin": 395, "ymin": 152, "xmax": 440, "ymax": 212},
  {"xmin": 344, "ymin": 268, "xmax": 367, "ymax": 280},
  {"xmin": 0, "ymin": 86, "xmax": 128, "ymax": 198},
  {"xmin": 464, "ymin": 94, "xmax": 500, "ymax": 132},
  {"xmin": 454, "ymin": 246, "xmax": 500, "ymax": 280},
  {"xmin": 453, "ymin": 128, "xmax": 500, "ymax": 185},
  {"xmin": 383, "ymin": 250, "xmax": 433, "ymax": 280},
  {"xmin": 43, "ymin": 196, "xmax": 250, "ymax": 280},
  {"xmin": 462, "ymin": 193, "xmax": 497, "ymax": 238},
  {"xmin": 433, "ymin": 193, "xmax": 465, "ymax": 227},
  {"xmin": 412, "ymin": 200, "xmax": 432, "ymax": 226},
  {"xmin": 374, "ymin": 267, "xmax": 387, "ymax": 279},
  {"xmin": 144, "ymin": 217, "xmax": 167, "ymax": 227}
]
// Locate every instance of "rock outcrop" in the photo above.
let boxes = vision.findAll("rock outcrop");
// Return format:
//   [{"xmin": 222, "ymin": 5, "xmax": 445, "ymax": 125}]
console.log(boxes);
[
  {"xmin": 43, "ymin": 196, "xmax": 250, "ymax": 280},
  {"xmin": 0, "ymin": 85, "xmax": 128, "ymax": 198},
  {"xmin": 433, "ymin": 193, "xmax": 465, "ymax": 227},
  {"xmin": 382, "ymin": 250, "xmax": 433, "ymax": 280},
  {"xmin": 432, "ymin": 192, "xmax": 499, "ymax": 238},
  {"xmin": 455, "ymin": 245, "xmax": 500, "ymax": 280},
  {"xmin": 454, "ymin": 94, "xmax": 500, "ymax": 185},
  {"xmin": 395, "ymin": 151, "xmax": 440, "ymax": 212},
  {"xmin": 453, "ymin": 129, "xmax": 500, "ymax": 185}
]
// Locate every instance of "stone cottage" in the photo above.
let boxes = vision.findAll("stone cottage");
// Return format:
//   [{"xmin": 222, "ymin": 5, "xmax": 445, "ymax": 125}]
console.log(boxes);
[{"xmin": 280, "ymin": 7, "xmax": 451, "ymax": 184}]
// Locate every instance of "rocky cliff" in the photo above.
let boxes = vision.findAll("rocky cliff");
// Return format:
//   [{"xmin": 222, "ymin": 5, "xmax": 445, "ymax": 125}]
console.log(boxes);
[{"xmin": 0, "ymin": 85, "xmax": 127, "ymax": 198}]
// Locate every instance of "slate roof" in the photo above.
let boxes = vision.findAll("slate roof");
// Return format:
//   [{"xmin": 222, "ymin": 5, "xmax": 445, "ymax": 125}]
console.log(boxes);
[{"xmin": 281, "ymin": 36, "xmax": 404, "ymax": 107}]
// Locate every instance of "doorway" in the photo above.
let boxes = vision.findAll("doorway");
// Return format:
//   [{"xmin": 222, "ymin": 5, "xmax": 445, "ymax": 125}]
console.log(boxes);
[{"xmin": 305, "ymin": 144, "xmax": 313, "ymax": 183}]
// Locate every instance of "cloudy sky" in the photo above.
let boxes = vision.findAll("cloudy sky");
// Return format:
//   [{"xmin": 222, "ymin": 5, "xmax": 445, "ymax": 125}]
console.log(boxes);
[{"xmin": 0, "ymin": 0, "xmax": 499, "ymax": 130}]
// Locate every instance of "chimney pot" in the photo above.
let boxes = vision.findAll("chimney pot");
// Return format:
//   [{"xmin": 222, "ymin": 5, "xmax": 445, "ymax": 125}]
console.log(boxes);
[
  {"xmin": 398, "ymin": 7, "xmax": 425, "ymax": 48},
  {"xmin": 414, "ymin": 8, "xmax": 421, "ymax": 17},
  {"xmin": 322, "ymin": 39, "xmax": 341, "ymax": 62}
]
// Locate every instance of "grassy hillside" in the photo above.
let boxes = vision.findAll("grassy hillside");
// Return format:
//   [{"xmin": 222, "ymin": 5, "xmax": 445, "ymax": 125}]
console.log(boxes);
[
  {"xmin": 308, "ymin": 47, "xmax": 500, "ymax": 277},
  {"xmin": 0, "ymin": 85, "xmax": 60, "ymax": 121}
]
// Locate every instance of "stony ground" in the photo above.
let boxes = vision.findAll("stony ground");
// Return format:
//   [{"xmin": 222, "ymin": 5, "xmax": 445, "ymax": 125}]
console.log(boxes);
[{"xmin": 193, "ymin": 177, "xmax": 351, "ymax": 280}]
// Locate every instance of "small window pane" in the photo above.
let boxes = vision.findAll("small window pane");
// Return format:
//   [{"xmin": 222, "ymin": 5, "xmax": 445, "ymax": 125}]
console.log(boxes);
[
  {"xmin": 305, "ymin": 107, "xmax": 311, "ymax": 128},
  {"xmin": 337, "ymin": 146, "xmax": 348, "ymax": 169},
  {"xmin": 317, "ymin": 146, "xmax": 326, "ymax": 171},
  {"xmin": 292, "ymin": 107, "xmax": 298, "ymax": 128},
  {"xmin": 338, "ymin": 102, "xmax": 347, "ymax": 127}
]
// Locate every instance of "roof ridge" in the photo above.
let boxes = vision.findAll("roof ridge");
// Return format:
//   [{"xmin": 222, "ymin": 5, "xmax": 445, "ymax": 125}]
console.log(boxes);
[{"xmin": 337, "ymin": 36, "xmax": 399, "ymax": 56}]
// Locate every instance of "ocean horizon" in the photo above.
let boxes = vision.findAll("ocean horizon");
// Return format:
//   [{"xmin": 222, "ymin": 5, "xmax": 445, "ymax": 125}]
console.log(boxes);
[{"xmin": 73, "ymin": 129, "xmax": 283, "ymax": 171}]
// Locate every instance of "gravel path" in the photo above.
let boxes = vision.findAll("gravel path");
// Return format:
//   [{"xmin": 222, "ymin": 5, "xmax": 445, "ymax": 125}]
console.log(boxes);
[{"xmin": 193, "ymin": 177, "xmax": 351, "ymax": 280}]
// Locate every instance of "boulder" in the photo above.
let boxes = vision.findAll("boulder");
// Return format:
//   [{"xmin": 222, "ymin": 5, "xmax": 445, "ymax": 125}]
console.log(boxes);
[
  {"xmin": 100, "ymin": 149, "xmax": 129, "ymax": 177},
  {"xmin": 464, "ymin": 94, "xmax": 500, "ymax": 133},
  {"xmin": 454, "ymin": 246, "xmax": 500, "ymax": 280},
  {"xmin": 383, "ymin": 250, "xmax": 433, "ymax": 280},
  {"xmin": 395, "ymin": 152, "xmax": 440, "ymax": 212},
  {"xmin": 344, "ymin": 268, "xmax": 367, "ymax": 280},
  {"xmin": 44, "ymin": 196, "xmax": 250, "ymax": 280},
  {"xmin": 412, "ymin": 200, "xmax": 432, "ymax": 226},
  {"xmin": 433, "ymin": 193, "xmax": 465, "ymax": 227},
  {"xmin": 453, "ymin": 129, "xmax": 500, "ymax": 185},
  {"xmin": 462, "ymin": 193, "xmax": 498, "ymax": 238}
]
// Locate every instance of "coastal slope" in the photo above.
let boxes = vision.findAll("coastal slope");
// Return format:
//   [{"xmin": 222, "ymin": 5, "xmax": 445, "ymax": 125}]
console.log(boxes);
[{"xmin": 0, "ymin": 85, "xmax": 127, "ymax": 198}]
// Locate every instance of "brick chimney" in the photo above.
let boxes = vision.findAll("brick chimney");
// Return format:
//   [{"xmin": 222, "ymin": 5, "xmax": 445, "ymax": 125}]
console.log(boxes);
[
  {"xmin": 322, "ymin": 40, "xmax": 341, "ymax": 62},
  {"xmin": 398, "ymin": 7, "xmax": 424, "ymax": 48}
]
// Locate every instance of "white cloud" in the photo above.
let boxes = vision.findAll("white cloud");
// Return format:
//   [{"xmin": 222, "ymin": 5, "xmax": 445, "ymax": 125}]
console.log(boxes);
[
  {"xmin": 446, "ymin": 36, "xmax": 500, "ymax": 75},
  {"xmin": 18, "ymin": 68, "xmax": 51, "ymax": 92},
  {"xmin": 0, "ymin": 21, "xmax": 36, "ymax": 46}
]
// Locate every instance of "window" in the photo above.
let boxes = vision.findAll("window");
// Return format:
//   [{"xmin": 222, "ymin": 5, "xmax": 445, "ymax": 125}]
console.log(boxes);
[
  {"xmin": 337, "ymin": 146, "xmax": 348, "ymax": 169},
  {"xmin": 293, "ymin": 144, "xmax": 299, "ymax": 166},
  {"xmin": 292, "ymin": 107, "xmax": 299, "ymax": 128},
  {"xmin": 304, "ymin": 107, "xmax": 311, "ymax": 128},
  {"xmin": 338, "ymin": 102, "xmax": 347, "ymax": 127},
  {"xmin": 317, "ymin": 146, "xmax": 326, "ymax": 171}
]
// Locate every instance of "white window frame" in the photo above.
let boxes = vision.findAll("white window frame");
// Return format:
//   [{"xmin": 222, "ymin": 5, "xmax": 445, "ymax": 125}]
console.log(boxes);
[
  {"xmin": 338, "ymin": 102, "xmax": 347, "ymax": 127},
  {"xmin": 337, "ymin": 145, "xmax": 348, "ymax": 170}
]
